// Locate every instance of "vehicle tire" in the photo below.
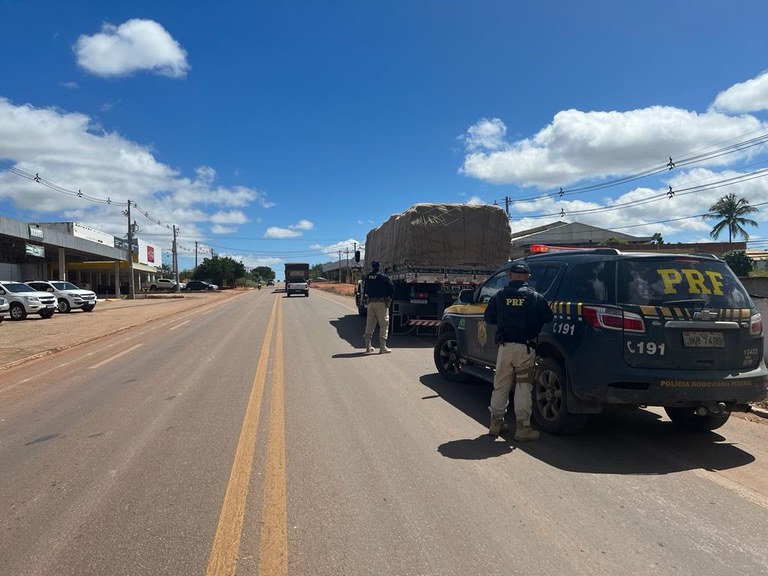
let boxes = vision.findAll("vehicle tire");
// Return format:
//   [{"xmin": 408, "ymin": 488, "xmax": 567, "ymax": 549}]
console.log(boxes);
[
  {"xmin": 531, "ymin": 357, "xmax": 589, "ymax": 434},
  {"xmin": 305, "ymin": 291, "xmax": 309, "ymax": 297},
  {"xmin": 358, "ymin": 304, "xmax": 367, "ymax": 317},
  {"xmin": 9, "ymin": 302, "xmax": 27, "ymax": 321},
  {"xmin": 58, "ymin": 298, "xmax": 71, "ymax": 313},
  {"xmin": 433, "ymin": 330, "xmax": 469, "ymax": 382},
  {"xmin": 39, "ymin": 310, "xmax": 55, "ymax": 319},
  {"xmin": 82, "ymin": 305, "xmax": 95, "ymax": 312},
  {"xmin": 150, "ymin": 285, "xmax": 158, "ymax": 291},
  {"xmin": 664, "ymin": 407, "xmax": 730, "ymax": 432}
]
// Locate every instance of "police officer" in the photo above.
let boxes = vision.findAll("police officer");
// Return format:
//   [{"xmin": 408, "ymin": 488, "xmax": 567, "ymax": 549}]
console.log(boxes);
[
  {"xmin": 363, "ymin": 260, "xmax": 395, "ymax": 354},
  {"xmin": 484, "ymin": 261, "xmax": 553, "ymax": 440}
]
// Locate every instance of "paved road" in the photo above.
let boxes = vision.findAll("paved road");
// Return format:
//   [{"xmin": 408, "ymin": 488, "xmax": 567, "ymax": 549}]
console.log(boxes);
[{"xmin": 1, "ymin": 289, "xmax": 767, "ymax": 575}]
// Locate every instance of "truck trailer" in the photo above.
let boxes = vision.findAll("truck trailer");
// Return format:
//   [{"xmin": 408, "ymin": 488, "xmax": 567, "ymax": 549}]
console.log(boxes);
[
  {"xmin": 361, "ymin": 203, "xmax": 512, "ymax": 335},
  {"xmin": 284, "ymin": 262, "xmax": 310, "ymax": 297}
]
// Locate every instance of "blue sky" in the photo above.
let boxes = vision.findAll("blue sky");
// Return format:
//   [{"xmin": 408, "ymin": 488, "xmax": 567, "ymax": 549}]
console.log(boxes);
[{"xmin": 2, "ymin": 1, "xmax": 768, "ymax": 272}]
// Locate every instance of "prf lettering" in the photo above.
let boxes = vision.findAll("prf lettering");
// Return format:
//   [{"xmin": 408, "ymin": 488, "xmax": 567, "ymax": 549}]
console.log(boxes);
[
  {"xmin": 656, "ymin": 268, "xmax": 724, "ymax": 296},
  {"xmin": 506, "ymin": 298, "xmax": 525, "ymax": 306}
]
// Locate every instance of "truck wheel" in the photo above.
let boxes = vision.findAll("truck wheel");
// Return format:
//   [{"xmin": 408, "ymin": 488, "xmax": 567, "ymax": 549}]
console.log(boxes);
[
  {"xmin": 58, "ymin": 298, "xmax": 71, "ymax": 313},
  {"xmin": 358, "ymin": 304, "xmax": 367, "ymax": 317},
  {"xmin": 531, "ymin": 357, "xmax": 589, "ymax": 434},
  {"xmin": 664, "ymin": 407, "xmax": 730, "ymax": 432},
  {"xmin": 10, "ymin": 302, "xmax": 27, "ymax": 321},
  {"xmin": 434, "ymin": 331, "xmax": 468, "ymax": 382},
  {"xmin": 39, "ymin": 310, "xmax": 55, "ymax": 319}
]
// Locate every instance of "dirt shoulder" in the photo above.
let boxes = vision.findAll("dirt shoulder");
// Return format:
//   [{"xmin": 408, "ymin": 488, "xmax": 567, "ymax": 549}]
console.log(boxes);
[{"xmin": 0, "ymin": 290, "xmax": 247, "ymax": 370}]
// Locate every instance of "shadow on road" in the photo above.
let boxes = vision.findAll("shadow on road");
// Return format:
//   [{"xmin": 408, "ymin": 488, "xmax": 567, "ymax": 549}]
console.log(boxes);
[
  {"xmin": 420, "ymin": 373, "xmax": 756, "ymax": 473},
  {"xmin": 329, "ymin": 314, "xmax": 434, "ymax": 354},
  {"xmin": 438, "ymin": 435, "xmax": 515, "ymax": 460}
]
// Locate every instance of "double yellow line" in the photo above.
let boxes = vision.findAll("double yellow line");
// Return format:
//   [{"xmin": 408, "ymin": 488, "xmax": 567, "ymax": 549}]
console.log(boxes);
[{"xmin": 206, "ymin": 295, "xmax": 287, "ymax": 576}]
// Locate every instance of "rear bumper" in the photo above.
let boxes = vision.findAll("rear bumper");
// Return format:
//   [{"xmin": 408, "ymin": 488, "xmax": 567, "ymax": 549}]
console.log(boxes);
[{"xmin": 571, "ymin": 362, "xmax": 768, "ymax": 406}]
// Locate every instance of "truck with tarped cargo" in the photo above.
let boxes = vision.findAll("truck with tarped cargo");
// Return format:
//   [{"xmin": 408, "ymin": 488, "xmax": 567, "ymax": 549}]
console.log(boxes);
[
  {"xmin": 361, "ymin": 203, "xmax": 512, "ymax": 335},
  {"xmin": 285, "ymin": 263, "xmax": 310, "ymax": 297}
]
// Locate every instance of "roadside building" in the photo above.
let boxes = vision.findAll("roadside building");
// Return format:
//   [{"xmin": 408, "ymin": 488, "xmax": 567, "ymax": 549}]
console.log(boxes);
[{"xmin": 0, "ymin": 215, "xmax": 160, "ymax": 296}]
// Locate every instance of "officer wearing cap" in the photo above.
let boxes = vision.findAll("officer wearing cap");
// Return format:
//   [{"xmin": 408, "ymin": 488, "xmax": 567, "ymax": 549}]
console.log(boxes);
[
  {"xmin": 363, "ymin": 260, "xmax": 395, "ymax": 354},
  {"xmin": 483, "ymin": 261, "xmax": 553, "ymax": 440}
]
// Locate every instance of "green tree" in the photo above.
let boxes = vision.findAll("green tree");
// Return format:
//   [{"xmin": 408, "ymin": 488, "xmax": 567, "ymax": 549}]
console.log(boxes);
[
  {"xmin": 250, "ymin": 266, "xmax": 275, "ymax": 282},
  {"xmin": 722, "ymin": 250, "xmax": 754, "ymax": 277},
  {"xmin": 651, "ymin": 232, "xmax": 664, "ymax": 245},
  {"xmin": 702, "ymin": 193, "xmax": 758, "ymax": 242},
  {"xmin": 309, "ymin": 263, "xmax": 324, "ymax": 280},
  {"xmin": 193, "ymin": 256, "xmax": 246, "ymax": 288}
]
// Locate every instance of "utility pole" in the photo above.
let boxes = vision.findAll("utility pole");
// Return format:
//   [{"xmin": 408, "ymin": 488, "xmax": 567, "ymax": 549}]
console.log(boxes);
[
  {"xmin": 505, "ymin": 196, "xmax": 511, "ymax": 217},
  {"xmin": 345, "ymin": 247, "xmax": 350, "ymax": 283},
  {"xmin": 338, "ymin": 250, "xmax": 342, "ymax": 283},
  {"xmin": 172, "ymin": 225, "xmax": 179, "ymax": 292},
  {"xmin": 195, "ymin": 241, "xmax": 198, "ymax": 269},
  {"xmin": 127, "ymin": 200, "xmax": 135, "ymax": 299}
]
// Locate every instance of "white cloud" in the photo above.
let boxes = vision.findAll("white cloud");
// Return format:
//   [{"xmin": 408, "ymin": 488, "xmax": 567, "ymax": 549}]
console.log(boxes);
[
  {"xmin": 74, "ymin": 19, "xmax": 190, "ymax": 78},
  {"xmin": 712, "ymin": 70, "xmax": 768, "ymax": 113},
  {"xmin": 289, "ymin": 219, "xmax": 314, "ymax": 230},
  {"xmin": 264, "ymin": 219, "xmax": 314, "ymax": 238},
  {"xmin": 462, "ymin": 106, "xmax": 764, "ymax": 189},
  {"xmin": 60, "ymin": 81, "xmax": 78, "ymax": 90},
  {"xmin": 210, "ymin": 210, "xmax": 248, "ymax": 225},
  {"xmin": 264, "ymin": 227, "xmax": 302, "ymax": 238},
  {"xmin": 309, "ymin": 238, "xmax": 363, "ymax": 258},
  {"xmin": 463, "ymin": 117, "xmax": 507, "ymax": 151},
  {"xmin": 211, "ymin": 224, "xmax": 236, "ymax": 234},
  {"xmin": 466, "ymin": 196, "xmax": 484, "ymax": 205},
  {"xmin": 0, "ymin": 98, "xmax": 270, "ymax": 243}
]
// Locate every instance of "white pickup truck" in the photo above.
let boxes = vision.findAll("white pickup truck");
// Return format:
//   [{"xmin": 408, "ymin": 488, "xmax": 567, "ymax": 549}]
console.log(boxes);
[
  {"xmin": 26, "ymin": 280, "xmax": 97, "ymax": 313},
  {"xmin": 286, "ymin": 279, "xmax": 309, "ymax": 297},
  {"xmin": 147, "ymin": 278, "xmax": 186, "ymax": 291}
]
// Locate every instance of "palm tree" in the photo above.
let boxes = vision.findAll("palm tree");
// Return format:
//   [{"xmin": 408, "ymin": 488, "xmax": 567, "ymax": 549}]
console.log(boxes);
[{"xmin": 701, "ymin": 193, "xmax": 758, "ymax": 242}]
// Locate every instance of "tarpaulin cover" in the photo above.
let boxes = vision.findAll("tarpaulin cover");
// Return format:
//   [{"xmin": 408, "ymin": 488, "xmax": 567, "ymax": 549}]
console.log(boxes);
[{"xmin": 364, "ymin": 203, "xmax": 512, "ymax": 269}]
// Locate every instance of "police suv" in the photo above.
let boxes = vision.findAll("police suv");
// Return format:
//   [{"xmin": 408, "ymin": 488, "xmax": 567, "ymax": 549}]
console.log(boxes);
[{"xmin": 434, "ymin": 247, "xmax": 768, "ymax": 434}]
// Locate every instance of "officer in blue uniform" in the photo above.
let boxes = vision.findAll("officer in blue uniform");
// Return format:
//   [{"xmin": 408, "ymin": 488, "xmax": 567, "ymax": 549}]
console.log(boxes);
[
  {"xmin": 363, "ymin": 260, "xmax": 395, "ymax": 354},
  {"xmin": 484, "ymin": 261, "xmax": 553, "ymax": 440}
]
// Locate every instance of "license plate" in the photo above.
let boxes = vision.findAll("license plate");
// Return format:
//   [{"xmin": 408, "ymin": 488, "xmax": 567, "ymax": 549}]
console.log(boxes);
[{"xmin": 682, "ymin": 331, "xmax": 724, "ymax": 348}]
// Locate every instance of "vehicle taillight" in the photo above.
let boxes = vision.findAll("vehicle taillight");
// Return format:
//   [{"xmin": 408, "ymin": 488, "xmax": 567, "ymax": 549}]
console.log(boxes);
[
  {"xmin": 750, "ymin": 313, "xmax": 763, "ymax": 337},
  {"xmin": 583, "ymin": 306, "xmax": 645, "ymax": 333}
]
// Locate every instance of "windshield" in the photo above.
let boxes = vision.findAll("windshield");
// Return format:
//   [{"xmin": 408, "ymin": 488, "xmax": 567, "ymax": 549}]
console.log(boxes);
[
  {"xmin": 51, "ymin": 282, "xmax": 80, "ymax": 290},
  {"xmin": 2, "ymin": 282, "xmax": 36, "ymax": 293},
  {"xmin": 617, "ymin": 258, "xmax": 752, "ymax": 308}
]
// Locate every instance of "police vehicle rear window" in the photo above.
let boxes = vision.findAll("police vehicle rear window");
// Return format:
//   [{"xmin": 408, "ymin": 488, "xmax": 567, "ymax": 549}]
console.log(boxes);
[
  {"xmin": 617, "ymin": 258, "xmax": 751, "ymax": 307},
  {"xmin": 562, "ymin": 261, "xmax": 615, "ymax": 303}
]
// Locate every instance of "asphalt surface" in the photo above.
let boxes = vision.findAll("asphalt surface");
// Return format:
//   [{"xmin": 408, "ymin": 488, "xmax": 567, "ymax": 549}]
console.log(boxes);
[{"xmin": 0, "ymin": 290, "xmax": 245, "ymax": 369}]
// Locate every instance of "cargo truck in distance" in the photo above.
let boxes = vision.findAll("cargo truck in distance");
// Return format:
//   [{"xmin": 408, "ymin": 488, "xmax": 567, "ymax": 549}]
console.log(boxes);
[
  {"xmin": 361, "ymin": 203, "xmax": 512, "ymax": 335},
  {"xmin": 285, "ymin": 263, "xmax": 310, "ymax": 297}
]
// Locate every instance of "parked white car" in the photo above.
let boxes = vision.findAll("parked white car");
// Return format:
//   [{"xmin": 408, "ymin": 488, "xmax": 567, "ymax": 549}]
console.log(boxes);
[
  {"xmin": 0, "ymin": 296, "xmax": 9, "ymax": 323},
  {"xmin": 0, "ymin": 280, "xmax": 57, "ymax": 320},
  {"xmin": 147, "ymin": 278, "xmax": 186, "ymax": 291},
  {"xmin": 26, "ymin": 280, "xmax": 98, "ymax": 313}
]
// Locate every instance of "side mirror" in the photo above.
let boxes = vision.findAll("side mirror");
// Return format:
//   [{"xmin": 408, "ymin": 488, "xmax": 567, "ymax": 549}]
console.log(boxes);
[{"xmin": 457, "ymin": 289, "xmax": 474, "ymax": 304}]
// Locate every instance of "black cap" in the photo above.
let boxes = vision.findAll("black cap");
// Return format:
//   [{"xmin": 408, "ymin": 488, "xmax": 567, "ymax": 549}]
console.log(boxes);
[
  {"xmin": 371, "ymin": 260, "xmax": 380, "ymax": 268},
  {"xmin": 509, "ymin": 262, "xmax": 530, "ymax": 274}
]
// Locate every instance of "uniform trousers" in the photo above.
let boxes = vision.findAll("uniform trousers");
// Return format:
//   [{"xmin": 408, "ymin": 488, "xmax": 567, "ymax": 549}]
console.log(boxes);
[
  {"xmin": 364, "ymin": 300, "xmax": 390, "ymax": 342},
  {"xmin": 489, "ymin": 342, "xmax": 535, "ymax": 425}
]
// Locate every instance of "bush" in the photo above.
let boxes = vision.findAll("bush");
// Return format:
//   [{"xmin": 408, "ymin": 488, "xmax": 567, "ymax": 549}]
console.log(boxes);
[
  {"xmin": 722, "ymin": 250, "xmax": 754, "ymax": 277},
  {"xmin": 235, "ymin": 277, "xmax": 257, "ymax": 288}
]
